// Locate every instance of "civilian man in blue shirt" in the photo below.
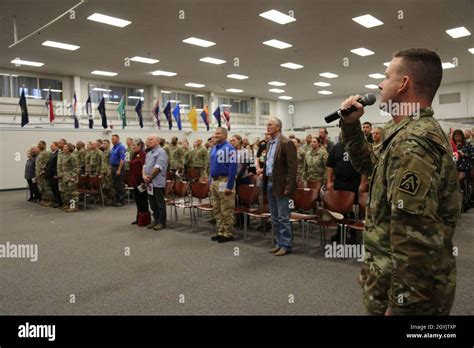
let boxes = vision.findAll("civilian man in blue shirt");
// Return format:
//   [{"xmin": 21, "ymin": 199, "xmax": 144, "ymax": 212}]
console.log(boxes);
[
  {"xmin": 210, "ymin": 127, "xmax": 238, "ymax": 243},
  {"xmin": 143, "ymin": 135, "xmax": 168, "ymax": 230},
  {"xmin": 110, "ymin": 134, "xmax": 127, "ymax": 207}
]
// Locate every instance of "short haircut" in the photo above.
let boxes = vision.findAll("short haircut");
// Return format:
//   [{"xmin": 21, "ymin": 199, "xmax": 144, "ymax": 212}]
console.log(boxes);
[
  {"xmin": 38, "ymin": 140, "xmax": 46, "ymax": 146},
  {"xmin": 59, "ymin": 138, "xmax": 67, "ymax": 144},
  {"xmin": 319, "ymin": 127, "xmax": 328, "ymax": 134},
  {"xmin": 112, "ymin": 134, "xmax": 119, "ymax": 139},
  {"xmin": 362, "ymin": 122, "xmax": 372, "ymax": 127},
  {"xmin": 51, "ymin": 141, "xmax": 58, "ymax": 147},
  {"xmin": 392, "ymin": 48, "xmax": 442, "ymax": 102},
  {"xmin": 65, "ymin": 143, "xmax": 75, "ymax": 152},
  {"xmin": 216, "ymin": 127, "xmax": 228, "ymax": 136},
  {"xmin": 267, "ymin": 117, "xmax": 282, "ymax": 130}
]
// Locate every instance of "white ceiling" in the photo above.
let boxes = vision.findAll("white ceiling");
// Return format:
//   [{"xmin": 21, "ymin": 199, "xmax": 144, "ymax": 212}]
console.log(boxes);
[{"xmin": 0, "ymin": 0, "xmax": 473, "ymax": 102}]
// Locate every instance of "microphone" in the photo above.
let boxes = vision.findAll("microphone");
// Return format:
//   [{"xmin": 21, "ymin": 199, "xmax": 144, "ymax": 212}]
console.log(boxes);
[{"xmin": 324, "ymin": 93, "xmax": 377, "ymax": 123}]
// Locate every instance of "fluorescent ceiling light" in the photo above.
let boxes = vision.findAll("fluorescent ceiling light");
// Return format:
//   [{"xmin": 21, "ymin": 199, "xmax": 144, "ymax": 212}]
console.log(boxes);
[
  {"xmin": 365, "ymin": 84, "xmax": 379, "ymax": 89},
  {"xmin": 180, "ymin": 104, "xmax": 189, "ymax": 107},
  {"xmin": 41, "ymin": 88, "xmax": 63, "ymax": 92},
  {"xmin": 227, "ymin": 74, "xmax": 248, "ymax": 80},
  {"xmin": 280, "ymin": 62, "xmax": 303, "ymax": 69},
  {"xmin": 169, "ymin": 100, "xmax": 180, "ymax": 103},
  {"xmin": 442, "ymin": 62, "xmax": 456, "ymax": 69},
  {"xmin": 130, "ymin": 56, "xmax": 159, "ymax": 64},
  {"xmin": 195, "ymin": 94, "xmax": 204, "ymax": 97},
  {"xmin": 226, "ymin": 88, "xmax": 243, "ymax": 93},
  {"xmin": 269, "ymin": 88, "xmax": 285, "ymax": 93},
  {"xmin": 25, "ymin": 95, "xmax": 41, "ymax": 99},
  {"xmin": 352, "ymin": 14, "xmax": 383, "ymax": 28},
  {"xmin": 468, "ymin": 48, "xmax": 474, "ymax": 54},
  {"xmin": 318, "ymin": 90, "xmax": 333, "ymax": 95},
  {"xmin": 383, "ymin": 61, "xmax": 391, "ymax": 67},
  {"xmin": 185, "ymin": 82, "xmax": 205, "ymax": 88},
  {"xmin": 268, "ymin": 81, "xmax": 286, "ymax": 86},
  {"xmin": 278, "ymin": 96, "xmax": 293, "ymax": 100},
  {"xmin": 11, "ymin": 58, "xmax": 44, "ymax": 67},
  {"xmin": 263, "ymin": 39, "xmax": 292, "ymax": 49},
  {"xmin": 137, "ymin": 89, "xmax": 144, "ymax": 93},
  {"xmin": 369, "ymin": 73, "xmax": 385, "ymax": 79},
  {"xmin": 259, "ymin": 9, "xmax": 296, "ymax": 25},
  {"xmin": 445, "ymin": 26, "xmax": 471, "ymax": 38},
  {"xmin": 93, "ymin": 88, "xmax": 112, "ymax": 92},
  {"xmin": 87, "ymin": 13, "xmax": 131, "ymax": 27},
  {"xmin": 151, "ymin": 70, "xmax": 177, "ymax": 76},
  {"xmin": 351, "ymin": 47, "xmax": 375, "ymax": 56},
  {"xmin": 200, "ymin": 57, "xmax": 226, "ymax": 65},
  {"xmin": 161, "ymin": 90, "xmax": 171, "ymax": 94},
  {"xmin": 42, "ymin": 40, "xmax": 79, "ymax": 51},
  {"xmin": 319, "ymin": 72, "xmax": 338, "ymax": 78},
  {"xmin": 221, "ymin": 104, "xmax": 232, "ymax": 107},
  {"xmin": 182, "ymin": 37, "xmax": 216, "ymax": 47},
  {"xmin": 128, "ymin": 96, "xmax": 142, "ymax": 99},
  {"xmin": 91, "ymin": 70, "xmax": 117, "ymax": 76},
  {"xmin": 313, "ymin": 82, "xmax": 330, "ymax": 87}
]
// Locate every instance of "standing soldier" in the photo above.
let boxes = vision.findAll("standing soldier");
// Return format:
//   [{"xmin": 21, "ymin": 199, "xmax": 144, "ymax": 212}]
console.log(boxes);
[
  {"xmin": 169, "ymin": 136, "xmax": 185, "ymax": 179},
  {"xmin": 56, "ymin": 138, "xmax": 68, "ymax": 209},
  {"xmin": 60, "ymin": 143, "xmax": 79, "ymax": 212},
  {"xmin": 187, "ymin": 139, "xmax": 208, "ymax": 179},
  {"xmin": 304, "ymin": 137, "xmax": 328, "ymax": 185},
  {"xmin": 101, "ymin": 139, "xmax": 115, "ymax": 204},
  {"xmin": 85, "ymin": 141, "xmax": 102, "ymax": 176},
  {"xmin": 340, "ymin": 48, "xmax": 461, "ymax": 315},
  {"xmin": 73, "ymin": 141, "xmax": 86, "ymax": 175},
  {"xmin": 35, "ymin": 141, "xmax": 52, "ymax": 206},
  {"xmin": 292, "ymin": 138, "xmax": 306, "ymax": 181},
  {"xmin": 302, "ymin": 134, "xmax": 312, "ymax": 153}
]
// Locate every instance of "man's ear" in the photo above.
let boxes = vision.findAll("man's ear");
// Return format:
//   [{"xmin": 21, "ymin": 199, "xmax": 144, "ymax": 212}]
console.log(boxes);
[{"xmin": 398, "ymin": 76, "xmax": 410, "ymax": 94}]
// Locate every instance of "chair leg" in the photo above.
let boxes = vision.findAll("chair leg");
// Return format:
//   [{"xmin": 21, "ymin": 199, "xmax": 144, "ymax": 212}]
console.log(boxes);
[{"xmin": 243, "ymin": 214, "xmax": 247, "ymax": 241}]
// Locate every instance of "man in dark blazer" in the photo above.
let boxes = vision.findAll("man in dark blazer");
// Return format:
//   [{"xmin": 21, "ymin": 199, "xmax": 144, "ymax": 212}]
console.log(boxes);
[
  {"xmin": 262, "ymin": 117, "xmax": 297, "ymax": 256},
  {"xmin": 45, "ymin": 141, "xmax": 62, "ymax": 208}
]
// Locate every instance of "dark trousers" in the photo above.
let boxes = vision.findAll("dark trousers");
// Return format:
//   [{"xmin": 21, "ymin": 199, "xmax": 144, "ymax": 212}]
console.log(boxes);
[
  {"xmin": 148, "ymin": 187, "xmax": 166, "ymax": 226},
  {"xmin": 26, "ymin": 179, "xmax": 41, "ymax": 200},
  {"xmin": 111, "ymin": 165, "xmax": 125, "ymax": 203},
  {"xmin": 49, "ymin": 177, "xmax": 62, "ymax": 205},
  {"xmin": 133, "ymin": 186, "xmax": 149, "ymax": 214}
]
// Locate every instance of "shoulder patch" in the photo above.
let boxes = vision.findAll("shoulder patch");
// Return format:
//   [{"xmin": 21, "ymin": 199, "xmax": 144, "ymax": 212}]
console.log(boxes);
[{"xmin": 398, "ymin": 171, "xmax": 421, "ymax": 195}]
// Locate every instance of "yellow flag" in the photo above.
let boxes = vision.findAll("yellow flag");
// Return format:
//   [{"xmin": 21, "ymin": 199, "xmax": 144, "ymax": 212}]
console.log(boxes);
[{"xmin": 188, "ymin": 106, "xmax": 198, "ymax": 131}]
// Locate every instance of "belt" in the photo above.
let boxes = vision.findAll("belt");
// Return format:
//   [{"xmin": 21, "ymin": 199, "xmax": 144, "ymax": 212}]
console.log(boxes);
[{"xmin": 212, "ymin": 175, "xmax": 227, "ymax": 180}]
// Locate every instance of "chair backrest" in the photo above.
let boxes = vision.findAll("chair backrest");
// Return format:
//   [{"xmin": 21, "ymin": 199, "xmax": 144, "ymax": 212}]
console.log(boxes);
[
  {"xmin": 291, "ymin": 188, "xmax": 319, "ymax": 211},
  {"xmin": 165, "ymin": 180, "xmax": 175, "ymax": 196},
  {"xmin": 296, "ymin": 179, "xmax": 305, "ymax": 188},
  {"xmin": 187, "ymin": 168, "xmax": 200, "ymax": 179},
  {"xmin": 237, "ymin": 184, "xmax": 261, "ymax": 206},
  {"xmin": 166, "ymin": 171, "xmax": 174, "ymax": 180},
  {"xmin": 358, "ymin": 191, "xmax": 368, "ymax": 216},
  {"xmin": 307, "ymin": 180, "xmax": 322, "ymax": 191},
  {"xmin": 78, "ymin": 175, "xmax": 90, "ymax": 188},
  {"xmin": 89, "ymin": 176, "xmax": 102, "ymax": 190},
  {"xmin": 248, "ymin": 174, "xmax": 257, "ymax": 185},
  {"xmin": 191, "ymin": 181, "xmax": 210, "ymax": 199},
  {"xmin": 322, "ymin": 189, "xmax": 356, "ymax": 214},
  {"xmin": 174, "ymin": 181, "xmax": 190, "ymax": 197}
]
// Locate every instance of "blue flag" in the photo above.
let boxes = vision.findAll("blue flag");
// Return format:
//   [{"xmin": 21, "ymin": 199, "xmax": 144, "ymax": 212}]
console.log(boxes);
[
  {"xmin": 135, "ymin": 99, "xmax": 144, "ymax": 128},
  {"xmin": 151, "ymin": 99, "xmax": 160, "ymax": 129},
  {"xmin": 172, "ymin": 103, "xmax": 182, "ymax": 130},
  {"xmin": 97, "ymin": 97, "xmax": 108, "ymax": 129},
  {"xmin": 19, "ymin": 89, "xmax": 29, "ymax": 127},
  {"xmin": 86, "ymin": 96, "xmax": 93, "ymax": 129},
  {"xmin": 163, "ymin": 101, "xmax": 172, "ymax": 130},
  {"xmin": 213, "ymin": 106, "xmax": 221, "ymax": 127}
]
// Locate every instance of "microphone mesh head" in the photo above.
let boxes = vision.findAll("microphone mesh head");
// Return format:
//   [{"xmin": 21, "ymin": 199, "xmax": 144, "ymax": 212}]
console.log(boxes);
[{"xmin": 363, "ymin": 93, "xmax": 377, "ymax": 106}]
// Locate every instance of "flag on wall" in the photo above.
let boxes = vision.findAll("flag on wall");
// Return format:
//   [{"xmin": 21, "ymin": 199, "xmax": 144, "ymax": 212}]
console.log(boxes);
[
  {"xmin": 213, "ymin": 106, "xmax": 221, "ymax": 127},
  {"xmin": 72, "ymin": 92, "xmax": 79, "ymax": 128},
  {"xmin": 200, "ymin": 105, "xmax": 210, "ymax": 131},
  {"xmin": 98, "ymin": 97, "xmax": 108, "ymax": 129},
  {"xmin": 135, "ymin": 99, "xmax": 144, "ymax": 128},
  {"xmin": 117, "ymin": 96, "xmax": 127, "ymax": 129},
  {"xmin": 163, "ymin": 101, "xmax": 172, "ymax": 130},
  {"xmin": 86, "ymin": 96, "xmax": 93, "ymax": 129},
  {"xmin": 45, "ymin": 88, "xmax": 55, "ymax": 123},
  {"xmin": 19, "ymin": 89, "xmax": 29, "ymax": 127},
  {"xmin": 223, "ymin": 110, "xmax": 231, "ymax": 131},
  {"xmin": 151, "ymin": 99, "xmax": 161, "ymax": 129},
  {"xmin": 188, "ymin": 106, "xmax": 198, "ymax": 131},
  {"xmin": 172, "ymin": 103, "xmax": 182, "ymax": 130}
]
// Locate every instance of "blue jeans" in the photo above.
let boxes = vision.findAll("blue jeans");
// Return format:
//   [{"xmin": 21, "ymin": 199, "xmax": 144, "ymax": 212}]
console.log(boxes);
[{"xmin": 267, "ymin": 181, "xmax": 292, "ymax": 250}]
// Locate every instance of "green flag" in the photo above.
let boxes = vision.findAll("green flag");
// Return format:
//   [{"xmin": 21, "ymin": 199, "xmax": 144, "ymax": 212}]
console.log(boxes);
[{"xmin": 117, "ymin": 96, "xmax": 127, "ymax": 129}]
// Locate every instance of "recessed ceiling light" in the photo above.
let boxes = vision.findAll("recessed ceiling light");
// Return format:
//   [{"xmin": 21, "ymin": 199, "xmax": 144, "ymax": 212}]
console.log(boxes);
[
  {"xmin": 263, "ymin": 39, "xmax": 292, "ymax": 49},
  {"xmin": 42, "ymin": 88, "xmax": 63, "ymax": 92},
  {"xmin": 259, "ymin": 9, "xmax": 296, "ymax": 25},
  {"xmin": 130, "ymin": 56, "xmax": 159, "ymax": 64},
  {"xmin": 352, "ymin": 14, "xmax": 383, "ymax": 28},
  {"xmin": 195, "ymin": 94, "xmax": 204, "ymax": 97},
  {"xmin": 369, "ymin": 73, "xmax": 385, "ymax": 79},
  {"xmin": 87, "ymin": 13, "xmax": 131, "ymax": 27},
  {"xmin": 318, "ymin": 90, "xmax": 333, "ymax": 95},
  {"xmin": 226, "ymin": 88, "xmax": 243, "ymax": 93},
  {"xmin": 185, "ymin": 82, "xmax": 205, "ymax": 88},
  {"xmin": 351, "ymin": 47, "xmax": 375, "ymax": 56},
  {"xmin": 468, "ymin": 48, "xmax": 474, "ymax": 54},
  {"xmin": 91, "ymin": 70, "xmax": 117, "ymax": 76},
  {"xmin": 279, "ymin": 96, "xmax": 293, "ymax": 100},
  {"xmin": 280, "ymin": 62, "xmax": 303, "ymax": 69},
  {"xmin": 128, "ymin": 96, "xmax": 143, "ymax": 99},
  {"xmin": 365, "ymin": 84, "xmax": 379, "ymax": 89},
  {"xmin": 161, "ymin": 90, "xmax": 171, "ymax": 94},
  {"xmin": 445, "ymin": 26, "xmax": 471, "ymax": 38},
  {"xmin": 383, "ymin": 61, "xmax": 391, "ymax": 67},
  {"xmin": 442, "ymin": 62, "xmax": 456, "ymax": 69},
  {"xmin": 11, "ymin": 58, "xmax": 44, "ymax": 67},
  {"xmin": 42, "ymin": 40, "xmax": 80, "ymax": 51},
  {"xmin": 268, "ymin": 81, "xmax": 286, "ymax": 86},
  {"xmin": 182, "ymin": 37, "xmax": 216, "ymax": 47},
  {"xmin": 221, "ymin": 104, "xmax": 232, "ymax": 107},
  {"xmin": 313, "ymin": 82, "xmax": 331, "ymax": 87},
  {"xmin": 269, "ymin": 88, "xmax": 285, "ymax": 93},
  {"xmin": 92, "ymin": 88, "xmax": 112, "ymax": 92},
  {"xmin": 151, "ymin": 70, "xmax": 177, "ymax": 76},
  {"xmin": 200, "ymin": 57, "xmax": 226, "ymax": 65},
  {"xmin": 319, "ymin": 72, "xmax": 338, "ymax": 78},
  {"xmin": 227, "ymin": 74, "xmax": 249, "ymax": 80}
]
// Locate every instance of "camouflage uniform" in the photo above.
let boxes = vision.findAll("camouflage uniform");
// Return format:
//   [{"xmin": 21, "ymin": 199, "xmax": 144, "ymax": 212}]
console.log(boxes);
[
  {"xmin": 60, "ymin": 152, "xmax": 79, "ymax": 209},
  {"xmin": 85, "ymin": 149, "xmax": 102, "ymax": 176},
  {"xmin": 35, "ymin": 150, "xmax": 52, "ymax": 203},
  {"xmin": 304, "ymin": 147, "xmax": 328, "ymax": 184},
  {"xmin": 295, "ymin": 147, "xmax": 306, "ymax": 179},
  {"xmin": 125, "ymin": 146, "xmax": 133, "ymax": 171},
  {"xmin": 101, "ymin": 149, "xmax": 115, "ymax": 203},
  {"xmin": 187, "ymin": 146, "xmax": 209, "ymax": 178},
  {"xmin": 73, "ymin": 148, "xmax": 86, "ymax": 176},
  {"xmin": 302, "ymin": 143, "xmax": 312, "ymax": 153},
  {"xmin": 57, "ymin": 150, "xmax": 66, "ymax": 204},
  {"xmin": 169, "ymin": 144, "xmax": 185, "ymax": 171},
  {"xmin": 341, "ymin": 107, "xmax": 461, "ymax": 315}
]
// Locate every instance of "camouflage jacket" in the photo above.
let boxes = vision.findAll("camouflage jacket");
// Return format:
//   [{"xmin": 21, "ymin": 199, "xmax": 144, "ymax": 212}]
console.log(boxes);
[
  {"xmin": 187, "ymin": 146, "xmax": 208, "ymax": 168},
  {"xmin": 304, "ymin": 147, "xmax": 328, "ymax": 183},
  {"xmin": 35, "ymin": 150, "xmax": 51, "ymax": 177},
  {"xmin": 101, "ymin": 150, "xmax": 110, "ymax": 175},
  {"xmin": 85, "ymin": 149, "xmax": 102, "ymax": 176},
  {"xmin": 169, "ymin": 144, "xmax": 185, "ymax": 170},
  {"xmin": 72, "ymin": 149, "xmax": 86, "ymax": 175},
  {"xmin": 296, "ymin": 148, "xmax": 306, "ymax": 178},
  {"xmin": 60, "ymin": 153, "xmax": 79, "ymax": 180},
  {"xmin": 341, "ymin": 107, "xmax": 461, "ymax": 315}
]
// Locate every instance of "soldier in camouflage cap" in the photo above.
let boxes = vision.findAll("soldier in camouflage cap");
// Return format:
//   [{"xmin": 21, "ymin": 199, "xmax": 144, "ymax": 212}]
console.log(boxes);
[
  {"xmin": 186, "ymin": 139, "xmax": 209, "ymax": 179},
  {"xmin": 85, "ymin": 141, "xmax": 102, "ymax": 176},
  {"xmin": 56, "ymin": 138, "xmax": 68, "ymax": 209},
  {"xmin": 340, "ymin": 48, "xmax": 461, "ymax": 315},
  {"xmin": 35, "ymin": 140, "xmax": 52, "ymax": 206},
  {"xmin": 304, "ymin": 137, "xmax": 328, "ymax": 185},
  {"xmin": 60, "ymin": 143, "xmax": 80, "ymax": 212},
  {"xmin": 169, "ymin": 136, "xmax": 186, "ymax": 180}
]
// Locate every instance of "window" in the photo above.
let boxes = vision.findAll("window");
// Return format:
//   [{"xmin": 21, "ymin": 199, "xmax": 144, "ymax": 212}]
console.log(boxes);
[
  {"xmin": 192, "ymin": 95, "xmax": 204, "ymax": 109},
  {"xmin": 39, "ymin": 78, "xmax": 63, "ymax": 101},
  {"xmin": 88, "ymin": 83, "xmax": 129, "ymax": 105},
  {"xmin": 0, "ymin": 75, "xmax": 10, "ymax": 97},
  {"xmin": 12, "ymin": 76, "xmax": 41, "ymax": 99},
  {"xmin": 218, "ymin": 96, "xmax": 251, "ymax": 114},
  {"xmin": 261, "ymin": 101, "xmax": 270, "ymax": 115},
  {"xmin": 126, "ymin": 88, "xmax": 144, "ymax": 106}
]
